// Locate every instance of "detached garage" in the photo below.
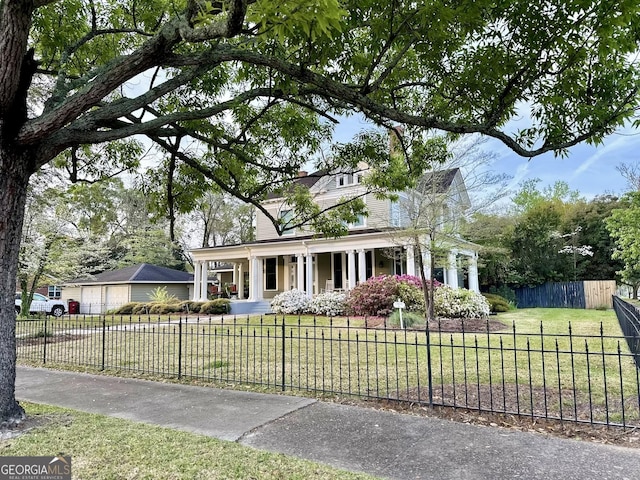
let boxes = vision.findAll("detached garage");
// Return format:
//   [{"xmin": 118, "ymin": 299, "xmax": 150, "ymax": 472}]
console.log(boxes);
[{"xmin": 62, "ymin": 263, "xmax": 194, "ymax": 314}]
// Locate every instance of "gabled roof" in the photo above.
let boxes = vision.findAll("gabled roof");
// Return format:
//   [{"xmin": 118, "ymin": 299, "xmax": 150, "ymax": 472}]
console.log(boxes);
[
  {"xmin": 266, "ymin": 170, "xmax": 327, "ymax": 200},
  {"xmin": 67, "ymin": 263, "xmax": 193, "ymax": 285},
  {"xmin": 422, "ymin": 168, "xmax": 460, "ymax": 193}
]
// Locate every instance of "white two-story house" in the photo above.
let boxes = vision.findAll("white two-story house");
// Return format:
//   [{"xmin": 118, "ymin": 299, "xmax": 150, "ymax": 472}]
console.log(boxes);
[{"xmin": 189, "ymin": 164, "xmax": 480, "ymax": 313}]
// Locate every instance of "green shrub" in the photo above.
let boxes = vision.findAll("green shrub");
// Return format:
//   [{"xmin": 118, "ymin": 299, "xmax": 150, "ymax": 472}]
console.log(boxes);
[
  {"xmin": 388, "ymin": 310, "xmax": 425, "ymax": 329},
  {"xmin": 147, "ymin": 303, "xmax": 164, "ymax": 314},
  {"xmin": 200, "ymin": 298, "xmax": 231, "ymax": 315},
  {"xmin": 488, "ymin": 285, "xmax": 516, "ymax": 305},
  {"xmin": 112, "ymin": 302, "xmax": 144, "ymax": 315},
  {"xmin": 132, "ymin": 304, "xmax": 149, "ymax": 315},
  {"xmin": 482, "ymin": 293, "xmax": 512, "ymax": 313},
  {"xmin": 147, "ymin": 302, "xmax": 183, "ymax": 315},
  {"xmin": 397, "ymin": 282, "xmax": 425, "ymax": 314},
  {"xmin": 180, "ymin": 300, "xmax": 203, "ymax": 313}
]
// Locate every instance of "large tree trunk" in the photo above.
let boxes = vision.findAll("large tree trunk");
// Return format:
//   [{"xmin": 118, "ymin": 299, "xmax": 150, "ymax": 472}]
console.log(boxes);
[
  {"xmin": 0, "ymin": 147, "xmax": 32, "ymax": 424},
  {"xmin": 0, "ymin": 0, "xmax": 38, "ymax": 424}
]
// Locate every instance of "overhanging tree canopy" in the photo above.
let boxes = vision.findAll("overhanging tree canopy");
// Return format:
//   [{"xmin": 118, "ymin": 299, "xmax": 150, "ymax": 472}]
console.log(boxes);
[{"xmin": 1, "ymin": 0, "xmax": 639, "ymax": 422}]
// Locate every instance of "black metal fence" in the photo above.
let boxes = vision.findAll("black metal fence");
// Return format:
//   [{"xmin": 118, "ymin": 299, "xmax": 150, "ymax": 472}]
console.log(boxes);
[
  {"xmin": 612, "ymin": 296, "xmax": 640, "ymax": 369},
  {"xmin": 16, "ymin": 314, "xmax": 640, "ymax": 429}
]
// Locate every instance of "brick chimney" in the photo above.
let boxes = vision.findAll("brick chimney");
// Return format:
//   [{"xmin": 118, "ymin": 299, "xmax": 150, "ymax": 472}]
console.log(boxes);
[
  {"xmin": 298, "ymin": 170, "xmax": 308, "ymax": 177},
  {"xmin": 389, "ymin": 126, "xmax": 404, "ymax": 155}
]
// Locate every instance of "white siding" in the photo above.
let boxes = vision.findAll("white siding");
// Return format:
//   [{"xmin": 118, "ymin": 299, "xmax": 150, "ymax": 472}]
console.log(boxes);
[
  {"xmin": 366, "ymin": 194, "xmax": 391, "ymax": 229},
  {"xmin": 60, "ymin": 287, "xmax": 81, "ymax": 305},
  {"xmin": 255, "ymin": 207, "xmax": 277, "ymax": 241}
]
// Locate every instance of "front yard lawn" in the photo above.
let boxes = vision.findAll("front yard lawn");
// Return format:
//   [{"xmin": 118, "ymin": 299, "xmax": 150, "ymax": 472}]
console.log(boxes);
[{"xmin": 1, "ymin": 403, "xmax": 375, "ymax": 480}]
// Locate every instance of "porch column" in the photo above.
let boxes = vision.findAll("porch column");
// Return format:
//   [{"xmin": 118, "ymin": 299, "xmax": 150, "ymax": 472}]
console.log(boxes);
[
  {"xmin": 447, "ymin": 251, "xmax": 459, "ymax": 289},
  {"xmin": 468, "ymin": 254, "xmax": 480, "ymax": 293},
  {"xmin": 200, "ymin": 261, "xmax": 209, "ymax": 300},
  {"xmin": 238, "ymin": 262, "xmax": 245, "ymax": 299},
  {"xmin": 249, "ymin": 256, "xmax": 262, "ymax": 301},
  {"xmin": 406, "ymin": 246, "xmax": 416, "ymax": 276},
  {"xmin": 347, "ymin": 250, "xmax": 356, "ymax": 290},
  {"xmin": 232, "ymin": 263, "xmax": 238, "ymax": 286},
  {"xmin": 283, "ymin": 256, "xmax": 290, "ymax": 291},
  {"xmin": 305, "ymin": 254, "xmax": 314, "ymax": 298},
  {"xmin": 193, "ymin": 261, "xmax": 202, "ymax": 301},
  {"xmin": 357, "ymin": 249, "xmax": 366, "ymax": 284},
  {"xmin": 297, "ymin": 254, "xmax": 305, "ymax": 291}
]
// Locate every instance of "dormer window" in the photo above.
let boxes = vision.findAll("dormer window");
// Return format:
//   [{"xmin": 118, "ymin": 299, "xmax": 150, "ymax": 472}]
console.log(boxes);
[{"xmin": 336, "ymin": 172, "xmax": 361, "ymax": 188}]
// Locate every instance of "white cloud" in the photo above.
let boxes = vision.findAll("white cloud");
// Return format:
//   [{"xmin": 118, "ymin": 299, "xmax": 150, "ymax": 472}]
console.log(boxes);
[{"xmin": 571, "ymin": 136, "xmax": 630, "ymax": 178}]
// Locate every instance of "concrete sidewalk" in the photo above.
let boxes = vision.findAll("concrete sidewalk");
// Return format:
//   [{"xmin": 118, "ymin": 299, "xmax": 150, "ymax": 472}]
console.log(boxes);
[{"xmin": 15, "ymin": 366, "xmax": 640, "ymax": 480}]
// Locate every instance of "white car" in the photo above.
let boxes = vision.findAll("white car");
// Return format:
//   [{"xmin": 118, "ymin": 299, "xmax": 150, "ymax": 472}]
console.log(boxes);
[{"xmin": 15, "ymin": 292, "xmax": 66, "ymax": 317}]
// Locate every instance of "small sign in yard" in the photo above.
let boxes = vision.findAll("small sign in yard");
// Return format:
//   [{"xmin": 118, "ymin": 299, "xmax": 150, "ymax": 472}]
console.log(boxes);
[{"xmin": 393, "ymin": 300, "xmax": 406, "ymax": 329}]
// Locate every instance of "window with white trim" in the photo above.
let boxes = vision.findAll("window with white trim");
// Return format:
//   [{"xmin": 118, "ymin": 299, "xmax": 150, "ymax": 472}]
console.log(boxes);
[
  {"xmin": 350, "ymin": 214, "xmax": 366, "ymax": 228},
  {"xmin": 48, "ymin": 286, "xmax": 62, "ymax": 299},
  {"xmin": 279, "ymin": 209, "xmax": 295, "ymax": 236},
  {"xmin": 336, "ymin": 172, "xmax": 362, "ymax": 188}
]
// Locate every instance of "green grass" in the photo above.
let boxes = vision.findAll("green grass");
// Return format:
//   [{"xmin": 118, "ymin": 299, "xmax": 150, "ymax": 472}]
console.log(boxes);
[
  {"xmin": 2, "ymin": 403, "xmax": 375, "ymax": 480},
  {"xmin": 16, "ymin": 308, "xmax": 640, "ymax": 426}
]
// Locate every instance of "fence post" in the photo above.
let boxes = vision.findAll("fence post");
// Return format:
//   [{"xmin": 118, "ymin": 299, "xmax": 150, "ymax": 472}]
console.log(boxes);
[
  {"xmin": 281, "ymin": 318, "xmax": 286, "ymax": 392},
  {"xmin": 101, "ymin": 315, "xmax": 106, "ymax": 371},
  {"xmin": 178, "ymin": 317, "xmax": 183, "ymax": 380},
  {"xmin": 42, "ymin": 316, "xmax": 48, "ymax": 365},
  {"xmin": 426, "ymin": 322, "xmax": 433, "ymax": 407}
]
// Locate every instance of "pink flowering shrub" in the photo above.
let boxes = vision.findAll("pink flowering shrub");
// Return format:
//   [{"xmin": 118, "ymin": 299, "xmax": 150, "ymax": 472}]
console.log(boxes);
[
  {"xmin": 345, "ymin": 274, "xmax": 440, "ymax": 317},
  {"xmin": 394, "ymin": 274, "xmax": 423, "ymax": 288},
  {"xmin": 345, "ymin": 275, "xmax": 400, "ymax": 317}
]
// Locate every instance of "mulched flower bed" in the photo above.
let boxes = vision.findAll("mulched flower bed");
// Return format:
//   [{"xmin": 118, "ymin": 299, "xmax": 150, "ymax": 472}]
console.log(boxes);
[{"xmin": 364, "ymin": 316, "xmax": 509, "ymax": 333}]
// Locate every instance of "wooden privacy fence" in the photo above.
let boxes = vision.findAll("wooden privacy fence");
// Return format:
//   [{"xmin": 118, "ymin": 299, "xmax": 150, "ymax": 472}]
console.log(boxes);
[{"xmin": 515, "ymin": 281, "xmax": 616, "ymax": 309}]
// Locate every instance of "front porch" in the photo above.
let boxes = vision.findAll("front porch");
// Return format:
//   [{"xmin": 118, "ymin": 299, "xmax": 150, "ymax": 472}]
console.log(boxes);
[{"xmin": 190, "ymin": 231, "xmax": 480, "ymax": 304}]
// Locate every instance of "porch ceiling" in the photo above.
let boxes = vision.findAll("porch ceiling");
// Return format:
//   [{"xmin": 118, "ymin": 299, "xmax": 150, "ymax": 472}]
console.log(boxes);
[{"xmin": 190, "ymin": 232, "xmax": 403, "ymax": 262}]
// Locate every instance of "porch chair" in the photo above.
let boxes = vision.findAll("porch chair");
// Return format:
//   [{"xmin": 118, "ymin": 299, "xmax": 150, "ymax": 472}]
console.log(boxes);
[{"xmin": 324, "ymin": 279, "xmax": 334, "ymax": 293}]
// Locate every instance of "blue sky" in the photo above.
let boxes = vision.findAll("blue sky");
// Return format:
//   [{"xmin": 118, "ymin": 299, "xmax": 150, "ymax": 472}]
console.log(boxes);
[
  {"xmin": 329, "ymin": 114, "xmax": 639, "ymax": 201},
  {"xmin": 490, "ymin": 126, "xmax": 639, "ymax": 200}
]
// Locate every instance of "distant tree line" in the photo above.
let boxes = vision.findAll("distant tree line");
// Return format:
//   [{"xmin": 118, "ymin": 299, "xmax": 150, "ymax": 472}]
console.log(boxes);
[{"xmin": 464, "ymin": 178, "xmax": 625, "ymax": 298}]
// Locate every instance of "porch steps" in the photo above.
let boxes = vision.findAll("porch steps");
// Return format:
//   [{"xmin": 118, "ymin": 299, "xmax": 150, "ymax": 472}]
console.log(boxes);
[{"xmin": 229, "ymin": 300, "xmax": 273, "ymax": 316}]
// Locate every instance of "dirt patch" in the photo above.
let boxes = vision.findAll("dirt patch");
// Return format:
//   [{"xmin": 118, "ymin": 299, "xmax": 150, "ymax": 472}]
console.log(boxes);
[
  {"xmin": 393, "ymin": 384, "xmax": 640, "ymax": 425},
  {"xmin": 17, "ymin": 333, "xmax": 86, "ymax": 347},
  {"xmin": 0, "ymin": 414, "xmax": 52, "ymax": 442},
  {"xmin": 363, "ymin": 317, "xmax": 387, "ymax": 328},
  {"xmin": 427, "ymin": 318, "xmax": 508, "ymax": 333}
]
